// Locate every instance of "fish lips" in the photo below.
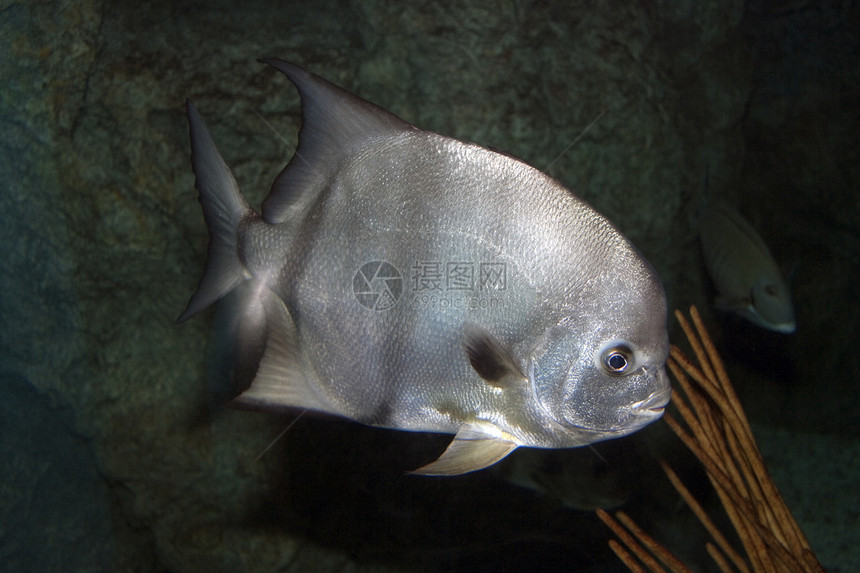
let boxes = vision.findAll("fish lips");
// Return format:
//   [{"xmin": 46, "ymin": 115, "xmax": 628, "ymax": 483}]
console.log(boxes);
[{"xmin": 630, "ymin": 380, "xmax": 671, "ymax": 421}]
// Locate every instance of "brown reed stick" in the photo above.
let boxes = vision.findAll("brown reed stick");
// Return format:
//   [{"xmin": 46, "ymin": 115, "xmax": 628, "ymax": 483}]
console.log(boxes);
[
  {"xmin": 599, "ymin": 306, "xmax": 825, "ymax": 573},
  {"xmin": 609, "ymin": 539, "xmax": 649, "ymax": 573},
  {"xmin": 597, "ymin": 509, "xmax": 667, "ymax": 573}
]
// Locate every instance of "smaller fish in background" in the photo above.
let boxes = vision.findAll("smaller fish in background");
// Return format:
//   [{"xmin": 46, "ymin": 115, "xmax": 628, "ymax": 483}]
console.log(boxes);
[
  {"xmin": 492, "ymin": 448, "xmax": 630, "ymax": 511},
  {"xmin": 700, "ymin": 202, "xmax": 796, "ymax": 333}
]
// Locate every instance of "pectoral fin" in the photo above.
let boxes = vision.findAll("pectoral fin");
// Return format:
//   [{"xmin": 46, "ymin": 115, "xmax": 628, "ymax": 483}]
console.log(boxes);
[
  {"xmin": 410, "ymin": 422, "xmax": 519, "ymax": 476},
  {"xmin": 463, "ymin": 323, "xmax": 526, "ymax": 388}
]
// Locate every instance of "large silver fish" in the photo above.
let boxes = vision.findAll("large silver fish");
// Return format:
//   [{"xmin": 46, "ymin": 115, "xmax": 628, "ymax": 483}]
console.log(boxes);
[
  {"xmin": 179, "ymin": 59, "xmax": 670, "ymax": 475},
  {"xmin": 700, "ymin": 202, "xmax": 796, "ymax": 333}
]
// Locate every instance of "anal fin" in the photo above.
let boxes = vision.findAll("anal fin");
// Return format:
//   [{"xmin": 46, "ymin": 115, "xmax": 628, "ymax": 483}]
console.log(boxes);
[
  {"xmin": 410, "ymin": 422, "xmax": 518, "ymax": 476},
  {"xmin": 230, "ymin": 284, "xmax": 340, "ymax": 417}
]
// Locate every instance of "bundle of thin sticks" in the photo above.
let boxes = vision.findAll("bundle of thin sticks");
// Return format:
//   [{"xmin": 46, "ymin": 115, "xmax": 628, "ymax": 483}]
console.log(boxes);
[{"xmin": 598, "ymin": 306, "xmax": 825, "ymax": 573}]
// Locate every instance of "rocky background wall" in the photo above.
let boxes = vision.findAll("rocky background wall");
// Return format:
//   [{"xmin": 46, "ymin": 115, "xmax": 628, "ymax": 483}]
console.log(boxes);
[{"xmin": 1, "ymin": 0, "xmax": 857, "ymax": 571}]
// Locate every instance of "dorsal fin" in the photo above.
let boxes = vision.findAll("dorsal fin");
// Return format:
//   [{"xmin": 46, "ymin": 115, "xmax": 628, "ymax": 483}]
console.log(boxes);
[{"xmin": 258, "ymin": 59, "xmax": 416, "ymax": 224}]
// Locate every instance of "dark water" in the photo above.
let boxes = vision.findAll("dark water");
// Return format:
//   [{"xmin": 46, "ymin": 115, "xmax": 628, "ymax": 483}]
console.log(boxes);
[{"xmin": 1, "ymin": 1, "xmax": 857, "ymax": 571}]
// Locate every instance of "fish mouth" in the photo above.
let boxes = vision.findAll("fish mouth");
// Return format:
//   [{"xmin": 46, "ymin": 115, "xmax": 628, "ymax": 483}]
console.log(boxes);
[{"xmin": 633, "ymin": 388, "xmax": 671, "ymax": 416}]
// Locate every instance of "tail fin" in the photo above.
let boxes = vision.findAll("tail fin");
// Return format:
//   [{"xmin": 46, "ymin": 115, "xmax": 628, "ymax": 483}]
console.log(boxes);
[{"xmin": 178, "ymin": 100, "xmax": 253, "ymax": 323}]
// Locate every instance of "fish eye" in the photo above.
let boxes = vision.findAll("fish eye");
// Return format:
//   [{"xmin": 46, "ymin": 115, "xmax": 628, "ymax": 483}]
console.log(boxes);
[{"xmin": 601, "ymin": 345, "xmax": 634, "ymax": 375}]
